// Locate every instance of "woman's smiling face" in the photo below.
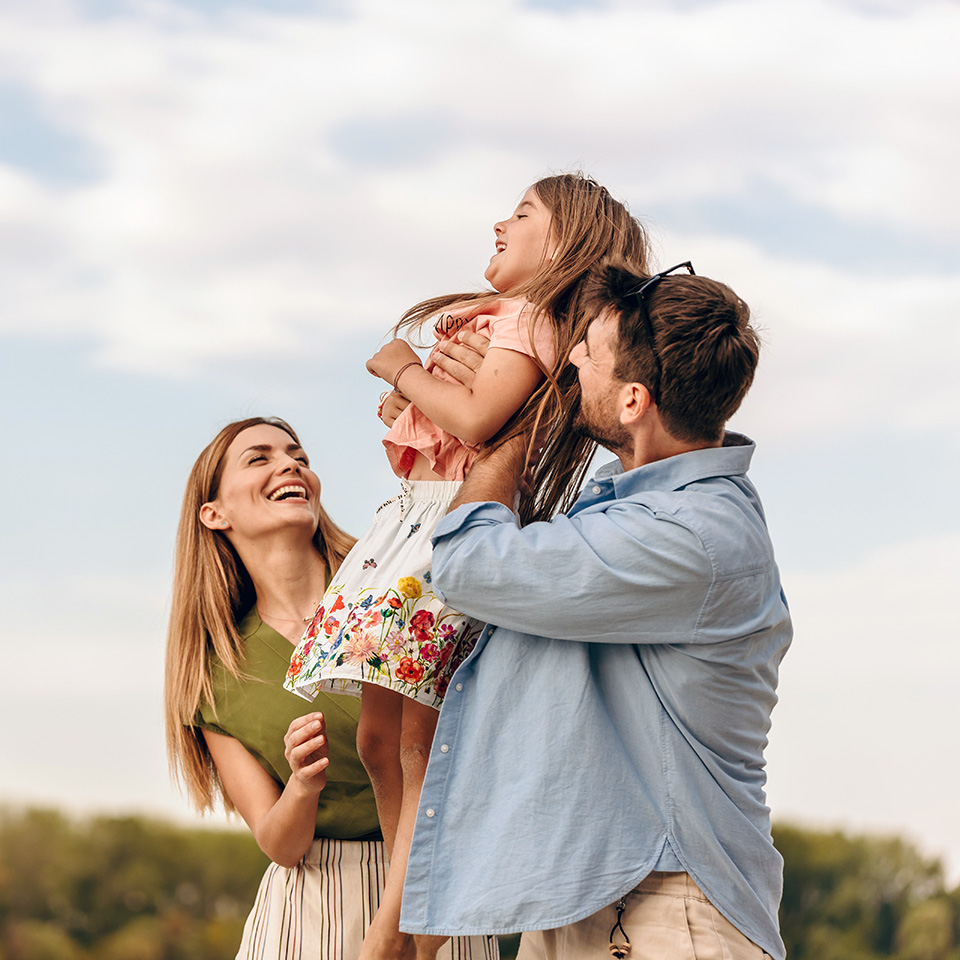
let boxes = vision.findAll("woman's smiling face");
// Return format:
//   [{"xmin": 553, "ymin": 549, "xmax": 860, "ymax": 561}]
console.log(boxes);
[{"xmin": 202, "ymin": 423, "xmax": 321, "ymax": 541}]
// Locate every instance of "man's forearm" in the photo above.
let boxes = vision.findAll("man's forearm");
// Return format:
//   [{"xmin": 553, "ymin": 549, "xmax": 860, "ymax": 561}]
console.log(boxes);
[{"xmin": 448, "ymin": 437, "xmax": 526, "ymax": 512}]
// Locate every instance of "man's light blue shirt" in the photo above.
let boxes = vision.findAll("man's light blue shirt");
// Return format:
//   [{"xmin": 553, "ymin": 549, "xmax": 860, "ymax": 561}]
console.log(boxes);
[{"xmin": 400, "ymin": 435, "xmax": 791, "ymax": 960}]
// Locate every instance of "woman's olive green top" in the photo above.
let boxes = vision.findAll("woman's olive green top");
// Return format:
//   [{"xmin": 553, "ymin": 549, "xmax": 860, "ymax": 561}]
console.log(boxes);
[{"xmin": 195, "ymin": 608, "xmax": 381, "ymax": 840}]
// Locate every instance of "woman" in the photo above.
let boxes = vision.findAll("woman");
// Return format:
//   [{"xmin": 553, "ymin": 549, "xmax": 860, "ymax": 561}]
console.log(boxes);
[{"xmin": 164, "ymin": 416, "xmax": 497, "ymax": 960}]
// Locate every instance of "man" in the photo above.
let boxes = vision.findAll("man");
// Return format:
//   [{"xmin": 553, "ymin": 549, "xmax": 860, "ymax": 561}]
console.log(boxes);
[{"xmin": 400, "ymin": 264, "xmax": 792, "ymax": 960}]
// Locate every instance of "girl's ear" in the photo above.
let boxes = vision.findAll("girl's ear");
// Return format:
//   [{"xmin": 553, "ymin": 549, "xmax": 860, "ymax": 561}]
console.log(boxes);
[{"xmin": 199, "ymin": 502, "xmax": 226, "ymax": 530}]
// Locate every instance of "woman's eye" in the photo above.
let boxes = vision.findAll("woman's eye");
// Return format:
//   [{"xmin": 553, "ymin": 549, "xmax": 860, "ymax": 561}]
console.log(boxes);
[
  {"xmin": 297, "ymin": 456, "xmax": 309, "ymax": 465},
  {"xmin": 248, "ymin": 454, "xmax": 267, "ymax": 464}
]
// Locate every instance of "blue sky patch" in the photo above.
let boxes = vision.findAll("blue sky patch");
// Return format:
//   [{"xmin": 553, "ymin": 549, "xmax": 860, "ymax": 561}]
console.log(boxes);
[
  {"xmin": 650, "ymin": 179, "xmax": 959, "ymax": 275},
  {"xmin": 330, "ymin": 112, "xmax": 458, "ymax": 169},
  {"xmin": 0, "ymin": 84, "xmax": 101, "ymax": 186}
]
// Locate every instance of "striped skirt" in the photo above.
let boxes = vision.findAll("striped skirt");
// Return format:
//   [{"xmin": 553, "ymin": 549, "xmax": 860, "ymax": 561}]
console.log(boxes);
[{"xmin": 237, "ymin": 837, "xmax": 499, "ymax": 960}]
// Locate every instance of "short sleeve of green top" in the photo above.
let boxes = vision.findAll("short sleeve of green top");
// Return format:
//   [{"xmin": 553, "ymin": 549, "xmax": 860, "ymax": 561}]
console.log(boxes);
[{"xmin": 194, "ymin": 608, "xmax": 381, "ymax": 841}]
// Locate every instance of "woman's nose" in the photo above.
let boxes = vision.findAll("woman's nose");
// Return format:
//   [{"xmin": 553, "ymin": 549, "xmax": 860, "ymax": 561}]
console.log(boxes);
[{"xmin": 494, "ymin": 219, "xmax": 506, "ymax": 235}]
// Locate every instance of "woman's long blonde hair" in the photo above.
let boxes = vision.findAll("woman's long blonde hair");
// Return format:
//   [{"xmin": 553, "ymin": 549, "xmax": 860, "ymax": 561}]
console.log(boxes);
[
  {"xmin": 163, "ymin": 416, "xmax": 356, "ymax": 812},
  {"xmin": 395, "ymin": 173, "xmax": 650, "ymax": 522}
]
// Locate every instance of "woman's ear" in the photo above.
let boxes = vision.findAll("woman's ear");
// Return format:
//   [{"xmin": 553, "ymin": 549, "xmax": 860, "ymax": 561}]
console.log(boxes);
[{"xmin": 199, "ymin": 502, "xmax": 226, "ymax": 530}]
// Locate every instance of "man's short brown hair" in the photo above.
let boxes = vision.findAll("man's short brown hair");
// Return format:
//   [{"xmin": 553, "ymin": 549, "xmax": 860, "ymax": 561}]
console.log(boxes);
[{"xmin": 584, "ymin": 266, "xmax": 760, "ymax": 443}]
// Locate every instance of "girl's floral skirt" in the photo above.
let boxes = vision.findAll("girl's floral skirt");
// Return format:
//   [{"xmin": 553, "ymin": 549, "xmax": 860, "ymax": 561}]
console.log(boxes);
[{"xmin": 284, "ymin": 480, "xmax": 480, "ymax": 710}]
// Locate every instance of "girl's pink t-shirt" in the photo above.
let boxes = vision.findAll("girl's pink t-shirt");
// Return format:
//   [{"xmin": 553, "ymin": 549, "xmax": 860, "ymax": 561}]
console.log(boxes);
[{"xmin": 383, "ymin": 297, "xmax": 556, "ymax": 481}]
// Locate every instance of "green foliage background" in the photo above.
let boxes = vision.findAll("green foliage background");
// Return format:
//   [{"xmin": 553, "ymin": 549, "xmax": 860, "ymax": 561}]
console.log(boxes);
[{"xmin": 2, "ymin": 808, "xmax": 959, "ymax": 959}]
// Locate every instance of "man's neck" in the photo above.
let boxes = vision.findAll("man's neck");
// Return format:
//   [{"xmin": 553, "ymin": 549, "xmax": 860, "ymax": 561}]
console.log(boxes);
[{"xmin": 620, "ymin": 428, "xmax": 721, "ymax": 472}]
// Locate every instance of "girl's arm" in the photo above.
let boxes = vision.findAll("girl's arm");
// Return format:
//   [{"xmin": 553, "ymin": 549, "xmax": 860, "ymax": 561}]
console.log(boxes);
[
  {"xmin": 202, "ymin": 711, "xmax": 328, "ymax": 867},
  {"xmin": 368, "ymin": 338, "xmax": 542, "ymax": 446},
  {"xmin": 379, "ymin": 329, "xmax": 492, "ymax": 428}
]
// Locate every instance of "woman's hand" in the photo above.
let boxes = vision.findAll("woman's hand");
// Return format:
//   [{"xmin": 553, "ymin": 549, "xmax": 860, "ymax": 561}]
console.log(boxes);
[
  {"xmin": 367, "ymin": 339, "xmax": 420, "ymax": 386},
  {"xmin": 284, "ymin": 712, "xmax": 329, "ymax": 797}
]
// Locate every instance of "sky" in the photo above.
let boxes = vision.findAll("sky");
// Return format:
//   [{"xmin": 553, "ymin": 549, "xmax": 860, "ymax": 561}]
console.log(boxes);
[{"xmin": 1, "ymin": 0, "xmax": 959, "ymax": 881}]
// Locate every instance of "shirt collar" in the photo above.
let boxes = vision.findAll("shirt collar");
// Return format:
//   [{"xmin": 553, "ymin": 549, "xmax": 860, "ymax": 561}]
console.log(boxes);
[{"xmin": 594, "ymin": 432, "xmax": 755, "ymax": 496}]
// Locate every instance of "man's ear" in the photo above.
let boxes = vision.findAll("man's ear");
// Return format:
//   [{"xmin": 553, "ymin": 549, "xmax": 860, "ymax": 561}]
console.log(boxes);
[
  {"xmin": 620, "ymin": 382, "xmax": 654, "ymax": 426},
  {"xmin": 199, "ymin": 502, "xmax": 226, "ymax": 530}
]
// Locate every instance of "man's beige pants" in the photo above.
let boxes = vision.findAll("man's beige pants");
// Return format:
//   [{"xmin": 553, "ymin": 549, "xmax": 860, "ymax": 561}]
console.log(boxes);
[{"xmin": 515, "ymin": 872, "xmax": 773, "ymax": 960}]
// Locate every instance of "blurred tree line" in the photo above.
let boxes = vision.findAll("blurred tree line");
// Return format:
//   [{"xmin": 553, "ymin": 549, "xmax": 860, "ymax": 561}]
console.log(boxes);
[{"xmin": 2, "ymin": 807, "xmax": 959, "ymax": 959}]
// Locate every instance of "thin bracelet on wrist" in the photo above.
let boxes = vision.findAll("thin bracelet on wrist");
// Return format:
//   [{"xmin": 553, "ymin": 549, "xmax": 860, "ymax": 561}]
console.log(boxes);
[{"xmin": 393, "ymin": 360, "xmax": 422, "ymax": 393}]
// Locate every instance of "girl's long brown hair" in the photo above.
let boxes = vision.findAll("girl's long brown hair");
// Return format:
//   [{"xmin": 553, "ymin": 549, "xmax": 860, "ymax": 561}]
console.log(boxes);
[
  {"xmin": 163, "ymin": 416, "xmax": 356, "ymax": 813},
  {"xmin": 395, "ymin": 173, "xmax": 650, "ymax": 522}
]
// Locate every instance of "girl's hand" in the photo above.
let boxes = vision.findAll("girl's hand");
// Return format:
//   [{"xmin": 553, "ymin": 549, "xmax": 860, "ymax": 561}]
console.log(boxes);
[
  {"xmin": 380, "ymin": 390, "xmax": 411, "ymax": 427},
  {"xmin": 367, "ymin": 339, "xmax": 420, "ymax": 385},
  {"xmin": 431, "ymin": 329, "xmax": 490, "ymax": 386},
  {"xmin": 284, "ymin": 712, "xmax": 329, "ymax": 796}
]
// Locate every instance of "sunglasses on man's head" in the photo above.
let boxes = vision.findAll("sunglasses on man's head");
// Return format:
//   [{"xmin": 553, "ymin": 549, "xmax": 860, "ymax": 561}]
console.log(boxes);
[{"xmin": 625, "ymin": 261, "xmax": 696, "ymax": 405}]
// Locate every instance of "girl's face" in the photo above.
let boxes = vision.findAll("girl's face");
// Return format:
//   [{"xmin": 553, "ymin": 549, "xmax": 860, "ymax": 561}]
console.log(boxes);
[
  {"xmin": 201, "ymin": 424, "xmax": 321, "ymax": 543},
  {"xmin": 484, "ymin": 186, "xmax": 557, "ymax": 295}
]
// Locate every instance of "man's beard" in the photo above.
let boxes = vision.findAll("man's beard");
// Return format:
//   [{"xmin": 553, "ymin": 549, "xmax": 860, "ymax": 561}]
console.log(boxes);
[{"xmin": 571, "ymin": 393, "xmax": 632, "ymax": 458}]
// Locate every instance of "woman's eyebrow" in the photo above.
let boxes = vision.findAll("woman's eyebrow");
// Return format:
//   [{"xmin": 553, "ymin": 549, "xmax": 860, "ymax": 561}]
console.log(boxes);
[{"xmin": 238, "ymin": 443, "xmax": 272, "ymax": 457}]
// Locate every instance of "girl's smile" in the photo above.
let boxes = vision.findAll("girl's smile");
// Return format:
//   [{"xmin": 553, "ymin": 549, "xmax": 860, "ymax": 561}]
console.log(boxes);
[{"xmin": 483, "ymin": 186, "xmax": 556, "ymax": 295}]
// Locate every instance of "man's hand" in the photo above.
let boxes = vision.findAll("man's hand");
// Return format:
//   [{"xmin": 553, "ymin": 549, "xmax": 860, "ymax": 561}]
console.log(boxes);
[{"xmin": 449, "ymin": 434, "xmax": 528, "ymax": 513}]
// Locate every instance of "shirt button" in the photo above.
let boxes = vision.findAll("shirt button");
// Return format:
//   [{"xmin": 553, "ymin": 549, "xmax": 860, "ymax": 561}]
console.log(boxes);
[
  {"xmin": 455, "ymin": 683, "xmax": 463, "ymax": 692},
  {"xmin": 440, "ymin": 744, "xmax": 449, "ymax": 753},
  {"xmin": 592, "ymin": 485, "xmax": 602, "ymax": 494},
  {"xmin": 425, "ymin": 808, "xmax": 436, "ymax": 818}
]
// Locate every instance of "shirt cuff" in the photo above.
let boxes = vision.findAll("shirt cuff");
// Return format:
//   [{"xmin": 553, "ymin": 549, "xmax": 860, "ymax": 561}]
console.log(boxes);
[{"xmin": 432, "ymin": 501, "xmax": 518, "ymax": 544}]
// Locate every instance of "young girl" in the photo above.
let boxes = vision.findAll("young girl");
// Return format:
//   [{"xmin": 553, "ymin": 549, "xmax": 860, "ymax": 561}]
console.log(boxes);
[{"xmin": 286, "ymin": 173, "xmax": 649, "ymax": 960}]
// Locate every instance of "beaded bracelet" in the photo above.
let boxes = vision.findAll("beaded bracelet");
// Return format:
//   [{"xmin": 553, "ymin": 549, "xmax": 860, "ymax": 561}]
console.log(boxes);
[
  {"xmin": 376, "ymin": 391, "xmax": 390, "ymax": 420},
  {"xmin": 393, "ymin": 360, "xmax": 422, "ymax": 392}
]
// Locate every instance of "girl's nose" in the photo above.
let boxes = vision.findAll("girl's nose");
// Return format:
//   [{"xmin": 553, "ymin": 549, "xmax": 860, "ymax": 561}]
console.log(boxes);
[{"xmin": 494, "ymin": 219, "xmax": 506, "ymax": 235}]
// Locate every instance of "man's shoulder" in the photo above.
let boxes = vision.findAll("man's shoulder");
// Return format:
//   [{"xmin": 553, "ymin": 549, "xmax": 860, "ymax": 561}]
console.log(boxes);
[{"xmin": 597, "ymin": 473, "xmax": 774, "ymax": 578}]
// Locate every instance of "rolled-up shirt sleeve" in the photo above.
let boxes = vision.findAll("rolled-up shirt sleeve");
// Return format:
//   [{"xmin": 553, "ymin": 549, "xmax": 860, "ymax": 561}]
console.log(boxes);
[{"xmin": 431, "ymin": 499, "xmax": 713, "ymax": 644}]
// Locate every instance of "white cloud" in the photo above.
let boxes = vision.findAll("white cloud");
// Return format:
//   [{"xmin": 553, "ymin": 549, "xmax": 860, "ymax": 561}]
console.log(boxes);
[
  {"xmin": 664, "ymin": 231, "xmax": 960, "ymax": 441},
  {"xmin": 0, "ymin": 0, "xmax": 956, "ymax": 382},
  {"xmin": 766, "ymin": 532, "xmax": 960, "ymax": 877}
]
